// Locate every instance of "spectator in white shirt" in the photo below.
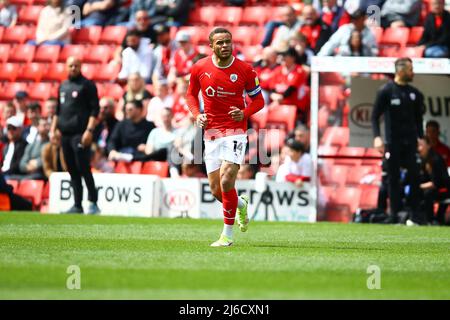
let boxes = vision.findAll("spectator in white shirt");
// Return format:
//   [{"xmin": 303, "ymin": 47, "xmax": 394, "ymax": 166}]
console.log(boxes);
[
  {"xmin": 146, "ymin": 80, "xmax": 174, "ymax": 127},
  {"xmin": 118, "ymin": 29, "xmax": 155, "ymax": 84},
  {"xmin": 276, "ymin": 139, "xmax": 313, "ymax": 188}
]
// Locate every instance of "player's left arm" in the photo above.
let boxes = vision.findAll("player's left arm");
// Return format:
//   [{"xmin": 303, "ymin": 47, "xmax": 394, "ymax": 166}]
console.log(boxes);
[
  {"xmin": 243, "ymin": 68, "xmax": 265, "ymax": 119},
  {"xmin": 416, "ymin": 90, "xmax": 425, "ymax": 139}
]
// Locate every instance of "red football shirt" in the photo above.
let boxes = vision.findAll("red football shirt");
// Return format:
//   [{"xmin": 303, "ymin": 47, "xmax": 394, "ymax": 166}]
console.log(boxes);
[
  {"xmin": 270, "ymin": 64, "xmax": 306, "ymax": 107},
  {"xmin": 187, "ymin": 56, "xmax": 262, "ymax": 139},
  {"xmin": 171, "ymin": 47, "xmax": 199, "ymax": 77}
]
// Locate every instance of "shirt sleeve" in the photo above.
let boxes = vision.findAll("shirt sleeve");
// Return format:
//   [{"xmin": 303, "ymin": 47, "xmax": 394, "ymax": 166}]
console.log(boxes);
[
  {"xmin": 245, "ymin": 67, "xmax": 262, "ymax": 98},
  {"xmin": 87, "ymin": 81, "xmax": 100, "ymax": 118},
  {"xmin": 371, "ymin": 85, "xmax": 388, "ymax": 138},
  {"xmin": 186, "ymin": 64, "xmax": 201, "ymax": 118},
  {"xmin": 416, "ymin": 90, "xmax": 425, "ymax": 139}
]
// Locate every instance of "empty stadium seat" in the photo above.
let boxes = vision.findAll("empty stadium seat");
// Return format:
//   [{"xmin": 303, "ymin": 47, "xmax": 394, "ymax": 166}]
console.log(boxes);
[
  {"xmin": 0, "ymin": 82, "xmax": 27, "ymax": 100},
  {"xmin": 8, "ymin": 44, "xmax": 36, "ymax": 63},
  {"xmin": 359, "ymin": 185, "xmax": 380, "ymax": 209},
  {"xmin": 240, "ymin": 6, "xmax": 269, "ymax": 27},
  {"xmin": 407, "ymin": 26, "xmax": 424, "ymax": 46},
  {"xmin": 335, "ymin": 147, "xmax": 365, "ymax": 166},
  {"xmin": 92, "ymin": 63, "xmax": 120, "ymax": 82},
  {"xmin": 379, "ymin": 46, "xmax": 400, "ymax": 57},
  {"xmin": 263, "ymin": 128, "xmax": 287, "ymax": 155},
  {"xmin": 58, "ymin": 45, "xmax": 86, "ymax": 62},
  {"xmin": 380, "ymin": 27, "xmax": 410, "ymax": 48},
  {"xmin": 115, "ymin": 161, "xmax": 142, "ymax": 174},
  {"xmin": 72, "ymin": 27, "xmax": 102, "ymax": 44},
  {"xmin": 84, "ymin": 45, "xmax": 113, "ymax": 64},
  {"xmin": 320, "ymin": 126, "xmax": 349, "ymax": 147},
  {"xmin": 346, "ymin": 165, "xmax": 377, "ymax": 186},
  {"xmin": 0, "ymin": 63, "xmax": 20, "ymax": 82},
  {"xmin": 240, "ymin": 45, "xmax": 262, "ymax": 63},
  {"xmin": 34, "ymin": 45, "xmax": 61, "ymax": 63},
  {"xmin": 266, "ymin": 104, "xmax": 296, "ymax": 132},
  {"xmin": 141, "ymin": 161, "xmax": 169, "ymax": 177},
  {"xmin": 99, "ymin": 26, "xmax": 128, "ymax": 45},
  {"xmin": 9, "ymin": 0, "xmax": 33, "ymax": 5},
  {"xmin": 16, "ymin": 179, "xmax": 45, "ymax": 209},
  {"xmin": 400, "ymin": 46, "xmax": 424, "ymax": 58},
  {"xmin": 2, "ymin": 25, "xmax": 29, "ymax": 43},
  {"xmin": 81, "ymin": 63, "xmax": 97, "ymax": 80},
  {"xmin": 41, "ymin": 62, "xmax": 66, "ymax": 82},
  {"xmin": 177, "ymin": 26, "xmax": 204, "ymax": 45},
  {"xmin": 230, "ymin": 26, "xmax": 256, "ymax": 46},
  {"xmin": 318, "ymin": 145, "xmax": 339, "ymax": 157},
  {"xmin": 0, "ymin": 44, "xmax": 10, "ymax": 63},
  {"xmin": 320, "ymin": 164, "xmax": 349, "ymax": 187},
  {"xmin": 6, "ymin": 180, "xmax": 19, "ymax": 193},
  {"xmin": 102, "ymin": 83, "xmax": 125, "ymax": 100},
  {"xmin": 17, "ymin": 62, "xmax": 46, "ymax": 82},
  {"xmin": 17, "ymin": 5, "xmax": 43, "ymax": 25},
  {"xmin": 362, "ymin": 148, "xmax": 383, "ymax": 166},
  {"xmin": 188, "ymin": 6, "xmax": 217, "ymax": 27},
  {"xmin": 214, "ymin": 6, "xmax": 243, "ymax": 27},
  {"xmin": 330, "ymin": 187, "xmax": 362, "ymax": 215},
  {"xmin": 319, "ymin": 85, "xmax": 344, "ymax": 111},
  {"xmin": 28, "ymin": 82, "xmax": 53, "ymax": 101}
]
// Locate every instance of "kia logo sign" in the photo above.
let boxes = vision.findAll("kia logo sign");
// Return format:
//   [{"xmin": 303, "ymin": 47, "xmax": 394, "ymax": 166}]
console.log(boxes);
[
  {"xmin": 351, "ymin": 103, "xmax": 373, "ymax": 129},
  {"xmin": 164, "ymin": 190, "xmax": 196, "ymax": 211}
]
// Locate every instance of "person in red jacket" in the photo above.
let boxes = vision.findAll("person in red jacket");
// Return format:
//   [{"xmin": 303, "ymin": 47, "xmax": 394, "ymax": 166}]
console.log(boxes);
[{"xmin": 425, "ymin": 120, "xmax": 450, "ymax": 167}]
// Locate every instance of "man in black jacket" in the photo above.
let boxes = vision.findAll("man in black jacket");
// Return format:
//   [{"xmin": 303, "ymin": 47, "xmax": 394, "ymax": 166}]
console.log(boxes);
[
  {"xmin": 50, "ymin": 56, "xmax": 100, "ymax": 214},
  {"xmin": 1, "ymin": 116, "xmax": 27, "ymax": 179},
  {"xmin": 418, "ymin": 0, "xmax": 450, "ymax": 58},
  {"xmin": 371, "ymin": 57, "xmax": 425, "ymax": 225}
]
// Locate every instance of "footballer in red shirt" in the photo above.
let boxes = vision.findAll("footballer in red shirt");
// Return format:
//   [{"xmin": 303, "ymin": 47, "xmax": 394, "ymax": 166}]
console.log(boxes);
[{"xmin": 186, "ymin": 27, "xmax": 265, "ymax": 247}]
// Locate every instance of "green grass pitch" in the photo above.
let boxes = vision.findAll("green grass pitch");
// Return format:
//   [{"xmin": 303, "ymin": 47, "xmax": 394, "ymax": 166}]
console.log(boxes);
[{"xmin": 0, "ymin": 212, "xmax": 449, "ymax": 299}]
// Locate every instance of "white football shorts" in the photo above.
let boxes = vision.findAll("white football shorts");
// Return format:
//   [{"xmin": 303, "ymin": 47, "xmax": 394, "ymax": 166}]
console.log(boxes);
[{"xmin": 204, "ymin": 134, "xmax": 247, "ymax": 174}]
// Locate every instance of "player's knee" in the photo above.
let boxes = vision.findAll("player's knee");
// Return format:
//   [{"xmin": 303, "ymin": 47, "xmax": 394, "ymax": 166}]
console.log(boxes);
[{"xmin": 220, "ymin": 176, "xmax": 234, "ymax": 192}]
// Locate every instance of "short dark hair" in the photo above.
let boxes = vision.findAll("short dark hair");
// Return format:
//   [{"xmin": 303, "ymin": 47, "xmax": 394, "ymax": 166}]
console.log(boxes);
[
  {"xmin": 127, "ymin": 99, "xmax": 143, "ymax": 109},
  {"xmin": 126, "ymin": 29, "xmax": 141, "ymax": 39},
  {"xmin": 286, "ymin": 138, "xmax": 305, "ymax": 153},
  {"xmin": 27, "ymin": 102, "xmax": 41, "ymax": 111},
  {"xmin": 209, "ymin": 27, "xmax": 232, "ymax": 44},
  {"xmin": 395, "ymin": 57, "xmax": 412, "ymax": 73},
  {"xmin": 426, "ymin": 120, "xmax": 440, "ymax": 130}
]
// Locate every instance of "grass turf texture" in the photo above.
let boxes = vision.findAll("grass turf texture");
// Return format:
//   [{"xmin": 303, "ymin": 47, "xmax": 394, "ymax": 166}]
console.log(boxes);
[{"xmin": 0, "ymin": 212, "xmax": 449, "ymax": 299}]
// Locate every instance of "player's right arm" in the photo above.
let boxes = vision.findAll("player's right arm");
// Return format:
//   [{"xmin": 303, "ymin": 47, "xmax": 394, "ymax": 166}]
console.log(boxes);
[
  {"xmin": 186, "ymin": 64, "xmax": 207, "ymax": 128},
  {"xmin": 371, "ymin": 85, "xmax": 388, "ymax": 154}
]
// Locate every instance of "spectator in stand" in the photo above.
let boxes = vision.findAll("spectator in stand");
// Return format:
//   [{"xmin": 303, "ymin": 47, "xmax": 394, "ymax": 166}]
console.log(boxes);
[
  {"xmin": 319, "ymin": 0, "xmax": 351, "ymax": 33},
  {"xmin": 31, "ymin": 0, "xmax": 72, "ymax": 46},
  {"xmin": 113, "ymin": 10, "xmax": 158, "ymax": 65},
  {"xmin": 43, "ymin": 98, "xmax": 58, "ymax": 122},
  {"xmin": 262, "ymin": 5, "xmax": 302, "ymax": 48},
  {"xmin": 141, "ymin": 107, "xmax": 176, "ymax": 161},
  {"xmin": 171, "ymin": 77, "xmax": 191, "ymax": 128},
  {"xmin": 417, "ymin": 137, "xmax": 450, "ymax": 225},
  {"xmin": 19, "ymin": 118, "xmax": 50, "ymax": 180},
  {"xmin": 93, "ymin": 97, "xmax": 118, "ymax": 153},
  {"xmin": 1, "ymin": 116, "xmax": 27, "ymax": 179},
  {"xmin": 288, "ymin": 32, "xmax": 314, "ymax": 67},
  {"xmin": 152, "ymin": 23, "xmax": 178, "ymax": 83},
  {"xmin": 253, "ymin": 46, "xmax": 279, "ymax": 104},
  {"xmin": 418, "ymin": 0, "xmax": 450, "ymax": 58},
  {"xmin": 380, "ymin": 0, "xmax": 421, "ymax": 28},
  {"xmin": 0, "ymin": 0, "xmax": 17, "ymax": 27},
  {"xmin": 107, "ymin": 99, "xmax": 155, "ymax": 162},
  {"xmin": 297, "ymin": 5, "xmax": 332, "ymax": 54},
  {"xmin": 0, "ymin": 172, "xmax": 32, "ymax": 211},
  {"xmin": 269, "ymin": 48, "xmax": 309, "ymax": 123},
  {"xmin": 128, "ymin": 0, "xmax": 157, "ymax": 27},
  {"xmin": 118, "ymin": 29, "xmax": 156, "ymax": 84},
  {"xmin": 118, "ymin": 72, "xmax": 153, "ymax": 119},
  {"xmin": 90, "ymin": 143, "xmax": 114, "ymax": 173},
  {"xmin": 146, "ymin": 79, "xmax": 174, "ymax": 127},
  {"xmin": 237, "ymin": 164, "xmax": 256, "ymax": 180},
  {"xmin": 167, "ymin": 31, "xmax": 199, "ymax": 87},
  {"xmin": 292, "ymin": 124, "xmax": 310, "ymax": 153},
  {"xmin": 22, "ymin": 103, "xmax": 41, "ymax": 145},
  {"xmin": 81, "ymin": 0, "xmax": 119, "ymax": 26},
  {"xmin": 317, "ymin": 9, "xmax": 378, "ymax": 57},
  {"xmin": 13, "ymin": 91, "xmax": 31, "ymax": 127},
  {"xmin": 1, "ymin": 102, "xmax": 16, "ymax": 142},
  {"xmin": 275, "ymin": 139, "xmax": 312, "ymax": 187},
  {"xmin": 152, "ymin": 0, "xmax": 190, "ymax": 27},
  {"xmin": 41, "ymin": 131, "xmax": 67, "ymax": 179},
  {"xmin": 425, "ymin": 120, "xmax": 450, "ymax": 166}
]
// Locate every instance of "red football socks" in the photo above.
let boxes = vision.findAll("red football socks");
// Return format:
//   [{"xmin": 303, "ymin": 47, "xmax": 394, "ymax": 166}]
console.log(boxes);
[{"xmin": 222, "ymin": 189, "xmax": 238, "ymax": 225}]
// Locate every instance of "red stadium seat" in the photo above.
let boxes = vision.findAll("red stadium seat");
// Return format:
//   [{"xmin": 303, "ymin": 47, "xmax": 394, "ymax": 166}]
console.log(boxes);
[
  {"xmin": 99, "ymin": 26, "xmax": 128, "ymax": 45},
  {"xmin": 359, "ymin": 185, "xmax": 380, "ymax": 209},
  {"xmin": 102, "ymin": 83, "xmax": 124, "ymax": 100},
  {"xmin": 318, "ymin": 145, "xmax": 339, "ymax": 157},
  {"xmin": 8, "ymin": 45, "xmax": 36, "ymax": 63},
  {"xmin": 380, "ymin": 27, "xmax": 409, "ymax": 48},
  {"xmin": 41, "ymin": 62, "xmax": 66, "ymax": 82},
  {"xmin": 240, "ymin": 45, "xmax": 262, "ymax": 63},
  {"xmin": 362, "ymin": 148, "xmax": 383, "ymax": 166},
  {"xmin": 17, "ymin": 5, "xmax": 43, "ymax": 25},
  {"xmin": 331, "ymin": 187, "xmax": 362, "ymax": 214},
  {"xmin": 58, "ymin": 45, "xmax": 86, "ymax": 62},
  {"xmin": 319, "ymin": 85, "xmax": 344, "ymax": 111},
  {"xmin": 320, "ymin": 164, "xmax": 348, "ymax": 187},
  {"xmin": 0, "ymin": 44, "xmax": 11, "ymax": 63},
  {"xmin": 240, "ymin": 6, "xmax": 269, "ymax": 27},
  {"xmin": 0, "ymin": 26, "xmax": 4, "ymax": 42},
  {"xmin": 0, "ymin": 82, "xmax": 28, "ymax": 101},
  {"xmin": 230, "ymin": 26, "xmax": 255, "ymax": 47},
  {"xmin": 9, "ymin": 0, "xmax": 33, "ymax": 5},
  {"xmin": 84, "ymin": 45, "xmax": 113, "ymax": 64},
  {"xmin": 2, "ymin": 26, "xmax": 29, "ymax": 44},
  {"xmin": 72, "ymin": 27, "xmax": 102, "ymax": 44},
  {"xmin": 320, "ymin": 126, "xmax": 349, "ymax": 147},
  {"xmin": 266, "ymin": 104, "xmax": 296, "ymax": 132},
  {"xmin": 115, "ymin": 161, "xmax": 142, "ymax": 174},
  {"xmin": 400, "ymin": 46, "xmax": 425, "ymax": 58},
  {"xmin": 16, "ymin": 180, "xmax": 45, "ymax": 209},
  {"xmin": 335, "ymin": 147, "xmax": 365, "ymax": 166},
  {"xmin": 346, "ymin": 165, "xmax": 377, "ymax": 186},
  {"xmin": 26, "ymin": 25, "xmax": 37, "ymax": 42},
  {"xmin": 28, "ymin": 82, "xmax": 53, "ymax": 101},
  {"xmin": 92, "ymin": 63, "xmax": 120, "ymax": 82},
  {"xmin": 177, "ymin": 26, "xmax": 204, "ymax": 45},
  {"xmin": 34, "ymin": 45, "xmax": 61, "ymax": 63},
  {"xmin": 0, "ymin": 63, "xmax": 21, "ymax": 82},
  {"xmin": 263, "ymin": 128, "xmax": 286, "ymax": 154},
  {"xmin": 6, "ymin": 180, "xmax": 19, "ymax": 193},
  {"xmin": 188, "ymin": 6, "xmax": 217, "ymax": 27},
  {"xmin": 96, "ymin": 83, "xmax": 105, "ymax": 98},
  {"xmin": 81, "ymin": 63, "xmax": 97, "ymax": 80},
  {"xmin": 141, "ymin": 161, "xmax": 169, "ymax": 177},
  {"xmin": 407, "ymin": 26, "xmax": 424, "ymax": 46},
  {"xmin": 379, "ymin": 46, "xmax": 400, "ymax": 57},
  {"xmin": 214, "ymin": 6, "xmax": 243, "ymax": 27},
  {"xmin": 17, "ymin": 62, "xmax": 47, "ymax": 82}
]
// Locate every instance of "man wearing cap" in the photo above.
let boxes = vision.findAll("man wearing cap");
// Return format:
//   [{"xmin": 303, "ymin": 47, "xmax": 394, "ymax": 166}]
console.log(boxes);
[
  {"xmin": 50, "ymin": 56, "xmax": 100, "ymax": 214},
  {"xmin": 167, "ymin": 31, "xmax": 199, "ymax": 85},
  {"xmin": 317, "ymin": 9, "xmax": 378, "ymax": 57},
  {"xmin": 1, "ymin": 116, "xmax": 27, "ymax": 179}
]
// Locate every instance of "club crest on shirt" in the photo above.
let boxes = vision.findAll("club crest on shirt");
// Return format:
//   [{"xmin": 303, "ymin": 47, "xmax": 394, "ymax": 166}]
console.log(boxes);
[
  {"xmin": 230, "ymin": 74, "xmax": 238, "ymax": 82},
  {"xmin": 60, "ymin": 92, "xmax": 65, "ymax": 104},
  {"xmin": 72, "ymin": 91, "xmax": 78, "ymax": 98},
  {"xmin": 409, "ymin": 92, "xmax": 416, "ymax": 101}
]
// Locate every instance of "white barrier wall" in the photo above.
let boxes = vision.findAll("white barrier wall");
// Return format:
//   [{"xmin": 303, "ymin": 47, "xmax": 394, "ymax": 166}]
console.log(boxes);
[
  {"xmin": 49, "ymin": 174, "xmax": 317, "ymax": 222},
  {"xmin": 49, "ymin": 172, "xmax": 160, "ymax": 217}
]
